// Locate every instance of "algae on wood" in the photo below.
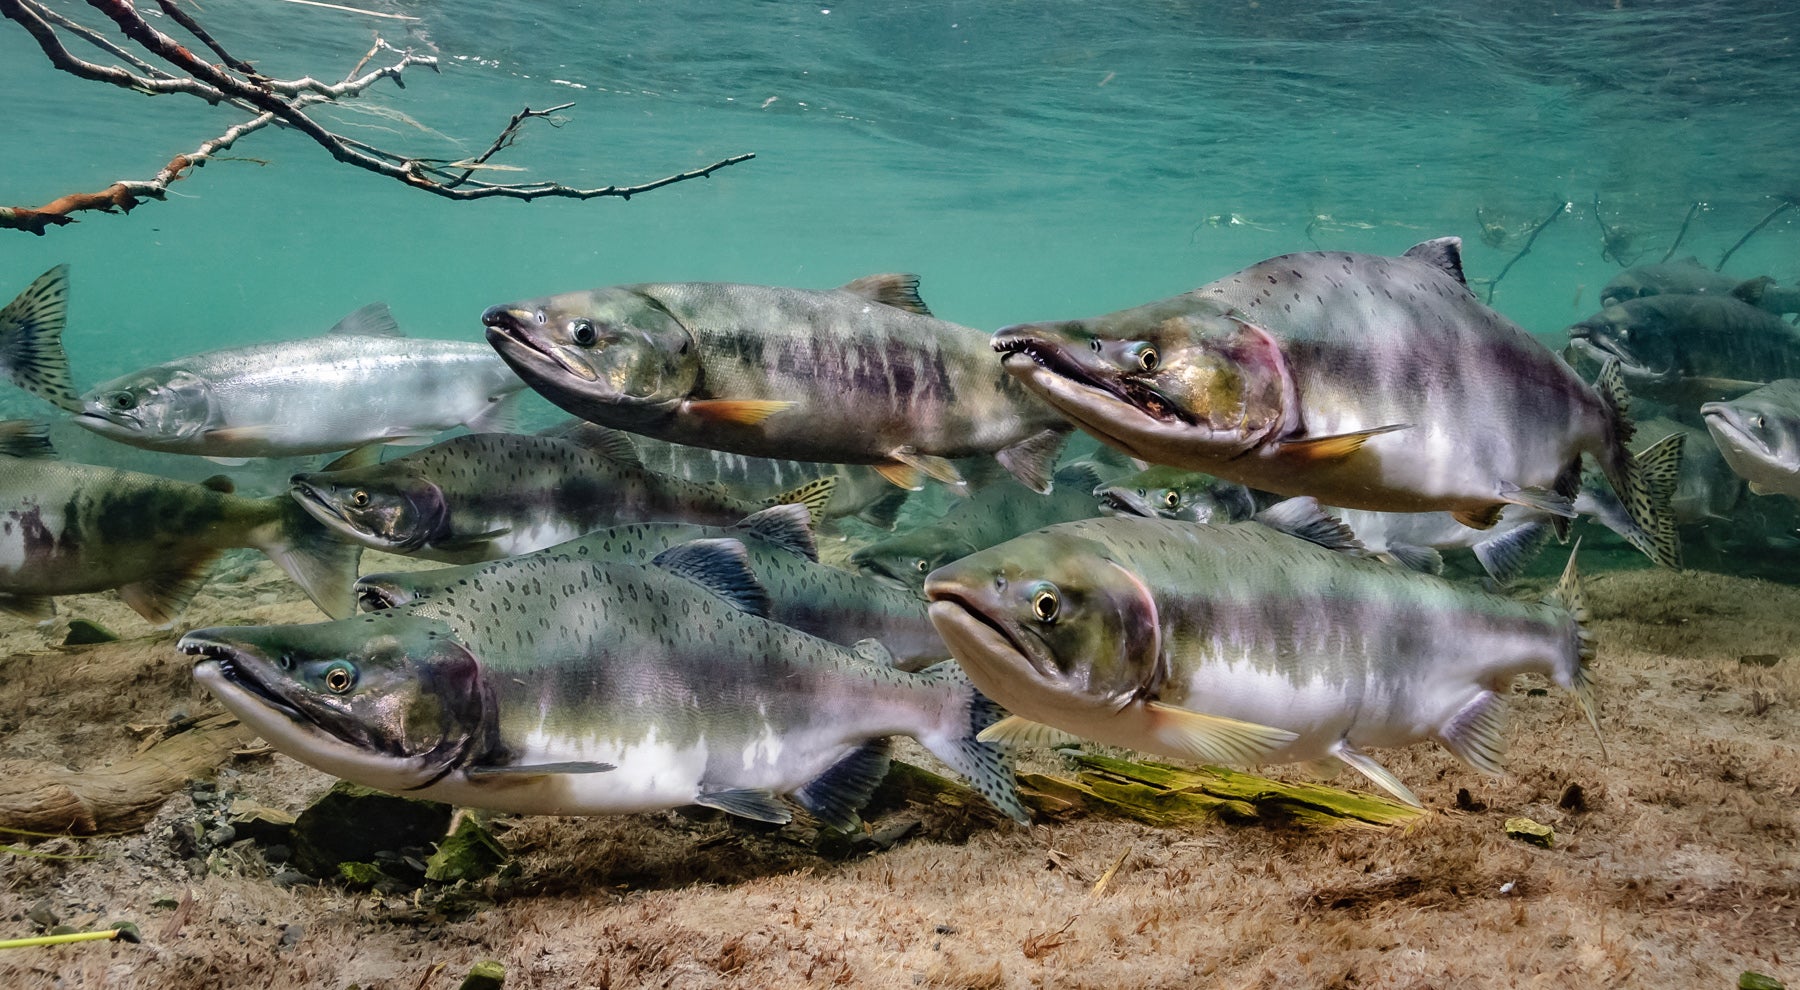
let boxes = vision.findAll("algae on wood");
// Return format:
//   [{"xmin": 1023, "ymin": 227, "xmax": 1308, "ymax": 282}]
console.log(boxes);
[{"xmin": 1020, "ymin": 753, "xmax": 1422, "ymax": 830}]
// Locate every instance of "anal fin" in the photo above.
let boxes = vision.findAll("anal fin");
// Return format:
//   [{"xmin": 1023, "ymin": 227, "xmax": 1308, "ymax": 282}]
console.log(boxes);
[
  {"xmin": 882, "ymin": 447, "xmax": 967, "ymax": 494},
  {"xmin": 1498, "ymin": 482, "xmax": 1576, "ymax": 518},
  {"xmin": 1451, "ymin": 505, "xmax": 1505, "ymax": 530},
  {"xmin": 994, "ymin": 427, "xmax": 1070, "ymax": 494},
  {"xmin": 1437, "ymin": 691, "xmax": 1508, "ymax": 776},
  {"xmin": 118, "ymin": 552, "xmax": 221, "ymax": 626}
]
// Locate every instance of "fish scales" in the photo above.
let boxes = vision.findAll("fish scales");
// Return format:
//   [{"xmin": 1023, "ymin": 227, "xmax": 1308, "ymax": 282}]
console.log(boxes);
[{"xmin": 355, "ymin": 512, "xmax": 945, "ymax": 665}]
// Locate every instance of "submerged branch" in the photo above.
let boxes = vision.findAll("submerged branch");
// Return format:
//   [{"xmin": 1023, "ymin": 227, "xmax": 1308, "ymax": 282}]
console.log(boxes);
[
  {"xmin": 1484, "ymin": 200, "xmax": 1568, "ymax": 303},
  {"xmin": 1716, "ymin": 197, "xmax": 1796, "ymax": 272},
  {"xmin": 1660, "ymin": 200, "xmax": 1703, "ymax": 264},
  {"xmin": 1, "ymin": 0, "xmax": 755, "ymax": 234}
]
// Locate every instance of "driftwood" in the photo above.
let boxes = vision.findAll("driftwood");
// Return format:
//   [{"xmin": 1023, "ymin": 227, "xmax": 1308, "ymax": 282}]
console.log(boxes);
[
  {"xmin": 0, "ymin": 712, "xmax": 256, "ymax": 835},
  {"xmin": 1021, "ymin": 752, "xmax": 1423, "ymax": 830},
  {"xmin": 882, "ymin": 753, "xmax": 1421, "ymax": 830}
]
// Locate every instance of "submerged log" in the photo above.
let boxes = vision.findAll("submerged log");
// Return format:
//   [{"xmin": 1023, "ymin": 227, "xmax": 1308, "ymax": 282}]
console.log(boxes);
[
  {"xmin": 1020, "ymin": 753, "xmax": 1423, "ymax": 830},
  {"xmin": 0, "ymin": 713, "xmax": 256, "ymax": 835}
]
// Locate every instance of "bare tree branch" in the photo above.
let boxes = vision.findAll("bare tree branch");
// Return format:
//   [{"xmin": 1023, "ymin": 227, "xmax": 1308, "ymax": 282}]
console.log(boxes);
[{"xmin": 1, "ymin": 0, "xmax": 756, "ymax": 235}]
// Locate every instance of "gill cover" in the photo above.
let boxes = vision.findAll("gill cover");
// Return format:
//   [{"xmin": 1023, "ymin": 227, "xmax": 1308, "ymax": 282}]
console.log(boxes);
[{"xmin": 80, "ymin": 368, "xmax": 218, "ymax": 441}]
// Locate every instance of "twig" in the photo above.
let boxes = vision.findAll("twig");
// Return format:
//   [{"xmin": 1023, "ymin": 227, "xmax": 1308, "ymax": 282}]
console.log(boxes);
[
  {"xmin": 1592, "ymin": 193, "xmax": 1640, "ymax": 267},
  {"xmin": 156, "ymin": 0, "xmax": 254, "ymax": 75},
  {"xmin": 1660, "ymin": 201, "xmax": 1702, "ymax": 264},
  {"xmin": 1, "ymin": 0, "xmax": 755, "ymax": 234},
  {"xmin": 1716, "ymin": 197, "xmax": 1796, "ymax": 272},
  {"xmin": 1485, "ymin": 201, "xmax": 1568, "ymax": 303}
]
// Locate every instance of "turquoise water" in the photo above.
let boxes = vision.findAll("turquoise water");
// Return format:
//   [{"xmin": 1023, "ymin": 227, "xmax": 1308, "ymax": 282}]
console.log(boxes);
[{"xmin": 2, "ymin": 0, "xmax": 1797, "ymax": 477}]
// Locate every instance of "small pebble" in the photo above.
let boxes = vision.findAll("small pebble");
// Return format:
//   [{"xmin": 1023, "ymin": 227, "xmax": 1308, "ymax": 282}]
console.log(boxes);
[
  {"xmin": 27, "ymin": 902, "xmax": 58, "ymax": 929},
  {"xmin": 278, "ymin": 923, "xmax": 304, "ymax": 948}
]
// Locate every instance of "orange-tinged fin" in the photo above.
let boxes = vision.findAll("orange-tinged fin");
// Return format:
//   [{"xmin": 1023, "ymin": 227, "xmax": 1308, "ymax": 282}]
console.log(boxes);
[
  {"xmin": 1497, "ymin": 482, "xmax": 1576, "ymax": 518},
  {"xmin": 684, "ymin": 399, "xmax": 797, "ymax": 426},
  {"xmin": 766, "ymin": 475, "xmax": 838, "ymax": 524},
  {"xmin": 1451, "ymin": 505, "xmax": 1505, "ymax": 530},
  {"xmin": 203, "ymin": 425, "xmax": 275, "ymax": 444},
  {"xmin": 1143, "ymin": 701, "xmax": 1298, "ymax": 765},
  {"xmin": 839, "ymin": 273, "xmax": 932, "ymax": 316},
  {"xmin": 873, "ymin": 461, "xmax": 927, "ymax": 491},
  {"xmin": 1275, "ymin": 424, "xmax": 1408, "ymax": 462},
  {"xmin": 889, "ymin": 446, "xmax": 968, "ymax": 494}
]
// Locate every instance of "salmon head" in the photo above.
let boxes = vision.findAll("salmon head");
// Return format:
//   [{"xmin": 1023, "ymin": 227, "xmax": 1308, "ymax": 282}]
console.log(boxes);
[
  {"xmin": 75, "ymin": 368, "xmax": 220, "ymax": 447},
  {"xmin": 924, "ymin": 531, "xmax": 1163, "ymax": 731},
  {"xmin": 993, "ymin": 303, "xmax": 1297, "ymax": 464},
  {"xmin": 1566, "ymin": 301, "xmax": 1681, "ymax": 386},
  {"xmin": 1093, "ymin": 465, "xmax": 1259, "ymax": 524},
  {"xmin": 181, "ymin": 612, "xmax": 493, "ymax": 792},
  {"xmin": 1701, "ymin": 380, "xmax": 1800, "ymax": 497},
  {"xmin": 482, "ymin": 286, "xmax": 700, "ymax": 429},
  {"xmin": 289, "ymin": 467, "xmax": 451, "ymax": 553}
]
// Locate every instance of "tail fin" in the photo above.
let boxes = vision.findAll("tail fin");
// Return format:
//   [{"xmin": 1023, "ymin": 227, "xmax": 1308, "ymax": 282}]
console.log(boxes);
[
  {"xmin": 913, "ymin": 662, "xmax": 1029, "ymax": 824},
  {"xmin": 256, "ymin": 499, "xmax": 365, "ymax": 618},
  {"xmin": 1472, "ymin": 521, "xmax": 1552, "ymax": 585},
  {"xmin": 1594, "ymin": 361, "xmax": 1684, "ymax": 568},
  {"xmin": 0, "ymin": 265, "xmax": 81, "ymax": 412},
  {"xmin": 1542, "ymin": 545, "xmax": 1604, "ymax": 760}
]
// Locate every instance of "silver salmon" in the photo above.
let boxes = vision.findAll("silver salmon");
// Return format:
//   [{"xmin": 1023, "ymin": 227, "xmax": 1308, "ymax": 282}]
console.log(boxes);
[
  {"xmin": 181, "ymin": 540, "xmax": 1026, "ymax": 826},
  {"xmin": 1702, "ymin": 379, "xmax": 1800, "ymax": 500},
  {"xmin": 75, "ymin": 304, "xmax": 526, "ymax": 463},
  {"xmin": 481, "ymin": 274, "xmax": 1071, "ymax": 493}
]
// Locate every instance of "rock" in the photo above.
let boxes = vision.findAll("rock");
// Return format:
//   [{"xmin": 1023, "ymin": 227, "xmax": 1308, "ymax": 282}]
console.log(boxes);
[
  {"xmin": 269, "ymin": 869, "xmax": 312, "ymax": 889},
  {"xmin": 1504, "ymin": 817, "xmax": 1555, "ymax": 848},
  {"xmin": 151, "ymin": 897, "xmax": 180, "ymax": 910},
  {"xmin": 1739, "ymin": 973, "xmax": 1786, "ymax": 990},
  {"xmin": 26, "ymin": 901, "xmax": 57, "ymax": 929},
  {"xmin": 228, "ymin": 799, "xmax": 297, "ymax": 844},
  {"xmin": 459, "ymin": 960, "xmax": 506, "ymax": 990},
  {"xmin": 1739, "ymin": 654, "xmax": 1782, "ymax": 668},
  {"xmin": 335, "ymin": 861, "xmax": 393, "ymax": 890},
  {"xmin": 1557, "ymin": 783, "xmax": 1587, "ymax": 813},
  {"xmin": 288, "ymin": 781, "xmax": 452, "ymax": 881},
  {"xmin": 424, "ymin": 817, "xmax": 510, "ymax": 884},
  {"xmin": 62, "ymin": 619, "xmax": 118, "ymax": 645},
  {"xmin": 277, "ymin": 923, "xmax": 303, "ymax": 948},
  {"xmin": 203, "ymin": 824, "xmax": 237, "ymax": 849}
]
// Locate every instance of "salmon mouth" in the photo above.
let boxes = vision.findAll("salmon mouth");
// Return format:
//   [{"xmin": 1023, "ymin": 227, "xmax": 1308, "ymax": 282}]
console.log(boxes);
[
  {"xmin": 994, "ymin": 337, "xmax": 1191, "ymax": 424},
  {"xmin": 1700, "ymin": 404, "xmax": 1770, "ymax": 457},
  {"xmin": 923, "ymin": 587, "xmax": 1043, "ymax": 677},
  {"xmin": 182, "ymin": 638, "xmax": 312, "ymax": 727}
]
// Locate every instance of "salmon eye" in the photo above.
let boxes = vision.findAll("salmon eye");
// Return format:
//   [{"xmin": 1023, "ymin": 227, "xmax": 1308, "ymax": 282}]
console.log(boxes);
[
  {"xmin": 323, "ymin": 662, "xmax": 357, "ymax": 694},
  {"xmin": 913, "ymin": 559, "xmax": 929, "ymax": 574},
  {"xmin": 570, "ymin": 319, "xmax": 598, "ymax": 346},
  {"xmin": 1162, "ymin": 490, "xmax": 1181, "ymax": 510},
  {"xmin": 351, "ymin": 490, "xmax": 370, "ymax": 507},
  {"xmin": 109, "ymin": 391, "xmax": 136, "ymax": 410},
  {"xmin": 1031, "ymin": 587, "xmax": 1060, "ymax": 623},
  {"xmin": 1137, "ymin": 346, "xmax": 1159, "ymax": 372}
]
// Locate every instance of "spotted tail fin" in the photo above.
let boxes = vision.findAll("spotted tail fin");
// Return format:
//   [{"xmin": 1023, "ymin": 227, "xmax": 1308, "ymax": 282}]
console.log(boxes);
[
  {"xmin": 912, "ymin": 662, "xmax": 1029, "ymax": 824},
  {"xmin": 1542, "ymin": 545, "xmax": 1604, "ymax": 760},
  {"xmin": 0, "ymin": 265, "xmax": 80, "ymax": 412},
  {"xmin": 1594, "ymin": 360, "xmax": 1683, "ymax": 568}
]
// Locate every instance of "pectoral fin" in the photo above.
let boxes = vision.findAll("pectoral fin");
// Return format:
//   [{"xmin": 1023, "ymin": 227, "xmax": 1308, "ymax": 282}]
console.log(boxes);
[
  {"xmin": 684, "ymin": 399, "xmax": 798, "ymax": 426},
  {"xmin": 1274, "ymin": 424, "xmax": 1408, "ymax": 462},
  {"xmin": 465, "ymin": 761, "xmax": 616, "ymax": 779},
  {"xmin": 1143, "ymin": 701, "xmax": 1298, "ymax": 765},
  {"xmin": 976, "ymin": 715, "xmax": 1085, "ymax": 749},
  {"xmin": 202, "ymin": 426, "xmax": 275, "ymax": 445},
  {"xmin": 695, "ymin": 786, "xmax": 793, "ymax": 824},
  {"xmin": 1330, "ymin": 739, "xmax": 1422, "ymax": 807}
]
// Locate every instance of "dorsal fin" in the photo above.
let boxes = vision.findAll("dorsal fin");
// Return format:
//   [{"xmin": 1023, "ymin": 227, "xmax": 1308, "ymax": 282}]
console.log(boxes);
[
  {"xmin": 546, "ymin": 420, "xmax": 642, "ymax": 465},
  {"xmin": 1731, "ymin": 276, "xmax": 1775, "ymax": 307},
  {"xmin": 651, "ymin": 538, "xmax": 770, "ymax": 617},
  {"xmin": 1402, "ymin": 237, "xmax": 1467, "ymax": 286},
  {"xmin": 200, "ymin": 474, "xmax": 236, "ymax": 494},
  {"xmin": 0, "ymin": 420, "xmax": 55, "ymax": 459},
  {"xmin": 732, "ymin": 504, "xmax": 819, "ymax": 561},
  {"xmin": 839, "ymin": 274, "xmax": 933, "ymax": 316},
  {"xmin": 326, "ymin": 303, "xmax": 403, "ymax": 338}
]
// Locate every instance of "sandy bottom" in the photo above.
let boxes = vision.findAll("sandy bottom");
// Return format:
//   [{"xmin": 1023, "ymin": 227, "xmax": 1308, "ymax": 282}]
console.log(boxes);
[{"xmin": 0, "ymin": 548, "xmax": 1796, "ymax": 989}]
